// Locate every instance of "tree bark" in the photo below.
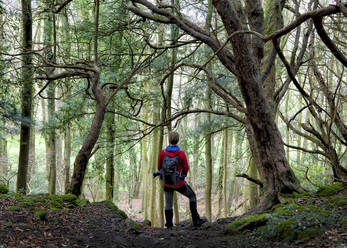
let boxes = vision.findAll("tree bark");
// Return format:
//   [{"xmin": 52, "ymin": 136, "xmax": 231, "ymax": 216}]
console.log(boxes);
[
  {"xmin": 68, "ymin": 73, "xmax": 106, "ymax": 196},
  {"xmin": 64, "ymin": 127, "xmax": 71, "ymax": 193},
  {"xmin": 213, "ymin": 0, "xmax": 300, "ymax": 211},
  {"xmin": 105, "ymin": 111, "xmax": 115, "ymax": 201},
  {"xmin": 17, "ymin": 0, "xmax": 33, "ymax": 194}
]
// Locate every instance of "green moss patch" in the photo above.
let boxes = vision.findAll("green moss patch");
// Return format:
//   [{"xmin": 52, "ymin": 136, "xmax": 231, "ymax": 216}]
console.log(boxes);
[
  {"xmin": 297, "ymin": 227, "xmax": 322, "ymax": 242},
  {"xmin": 48, "ymin": 200, "xmax": 63, "ymax": 210},
  {"xmin": 274, "ymin": 218, "xmax": 297, "ymax": 241},
  {"xmin": 130, "ymin": 220, "xmax": 141, "ymax": 230},
  {"xmin": 329, "ymin": 196, "xmax": 347, "ymax": 206},
  {"xmin": 0, "ymin": 184, "xmax": 9, "ymax": 194},
  {"xmin": 225, "ymin": 214, "xmax": 269, "ymax": 234},
  {"xmin": 8, "ymin": 206, "xmax": 20, "ymax": 211},
  {"xmin": 34, "ymin": 209, "xmax": 47, "ymax": 221},
  {"xmin": 75, "ymin": 199, "xmax": 89, "ymax": 207},
  {"xmin": 317, "ymin": 182, "xmax": 345, "ymax": 196},
  {"xmin": 143, "ymin": 219, "xmax": 151, "ymax": 226},
  {"xmin": 104, "ymin": 201, "xmax": 128, "ymax": 219}
]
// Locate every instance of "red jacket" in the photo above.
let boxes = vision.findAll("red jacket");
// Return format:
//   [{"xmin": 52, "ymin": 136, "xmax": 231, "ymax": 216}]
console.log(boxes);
[{"xmin": 157, "ymin": 149, "xmax": 189, "ymax": 188}]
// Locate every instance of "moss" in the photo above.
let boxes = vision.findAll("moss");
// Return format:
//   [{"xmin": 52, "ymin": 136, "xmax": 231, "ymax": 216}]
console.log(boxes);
[
  {"xmin": 60, "ymin": 194, "xmax": 78, "ymax": 202},
  {"xmin": 225, "ymin": 214, "xmax": 269, "ymax": 234},
  {"xmin": 0, "ymin": 184, "xmax": 9, "ymax": 194},
  {"xmin": 130, "ymin": 220, "xmax": 141, "ymax": 230},
  {"xmin": 7, "ymin": 192, "xmax": 25, "ymax": 200},
  {"xmin": 34, "ymin": 209, "xmax": 47, "ymax": 221},
  {"xmin": 8, "ymin": 206, "xmax": 20, "ymax": 211},
  {"xmin": 48, "ymin": 200, "xmax": 63, "ymax": 210},
  {"xmin": 340, "ymin": 219, "xmax": 347, "ymax": 226},
  {"xmin": 329, "ymin": 196, "xmax": 347, "ymax": 206},
  {"xmin": 105, "ymin": 201, "xmax": 128, "ymax": 219},
  {"xmin": 75, "ymin": 199, "xmax": 89, "ymax": 207},
  {"xmin": 143, "ymin": 219, "xmax": 151, "ymax": 226},
  {"xmin": 274, "ymin": 218, "xmax": 297, "ymax": 241},
  {"xmin": 18, "ymin": 197, "xmax": 36, "ymax": 210},
  {"xmin": 293, "ymin": 191, "xmax": 310, "ymax": 198},
  {"xmin": 317, "ymin": 182, "xmax": 345, "ymax": 196},
  {"xmin": 297, "ymin": 227, "xmax": 321, "ymax": 241}
]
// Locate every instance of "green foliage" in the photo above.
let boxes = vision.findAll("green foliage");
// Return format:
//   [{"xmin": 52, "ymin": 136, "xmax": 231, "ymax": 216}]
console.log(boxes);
[
  {"xmin": 8, "ymin": 206, "xmax": 20, "ymax": 211},
  {"xmin": 48, "ymin": 200, "xmax": 63, "ymax": 210},
  {"xmin": 0, "ymin": 184, "xmax": 8, "ymax": 194},
  {"xmin": 75, "ymin": 198, "xmax": 89, "ymax": 207},
  {"xmin": 316, "ymin": 182, "xmax": 345, "ymax": 196},
  {"xmin": 130, "ymin": 220, "xmax": 141, "ymax": 231},
  {"xmin": 225, "ymin": 214, "xmax": 269, "ymax": 234},
  {"xmin": 143, "ymin": 219, "xmax": 151, "ymax": 226},
  {"xmin": 34, "ymin": 209, "xmax": 47, "ymax": 221},
  {"xmin": 18, "ymin": 197, "xmax": 36, "ymax": 210},
  {"xmin": 329, "ymin": 196, "xmax": 347, "ymax": 206}
]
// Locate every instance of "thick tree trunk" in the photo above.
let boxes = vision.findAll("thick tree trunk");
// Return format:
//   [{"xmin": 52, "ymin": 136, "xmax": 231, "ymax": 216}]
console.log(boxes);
[
  {"xmin": 69, "ymin": 73, "xmax": 106, "ymax": 197},
  {"xmin": 214, "ymin": 0, "xmax": 300, "ymax": 211},
  {"xmin": 17, "ymin": 0, "xmax": 33, "ymax": 194}
]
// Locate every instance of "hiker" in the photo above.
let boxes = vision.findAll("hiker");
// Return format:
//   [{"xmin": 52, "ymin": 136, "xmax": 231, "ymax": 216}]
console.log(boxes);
[{"xmin": 155, "ymin": 131, "xmax": 206, "ymax": 229}]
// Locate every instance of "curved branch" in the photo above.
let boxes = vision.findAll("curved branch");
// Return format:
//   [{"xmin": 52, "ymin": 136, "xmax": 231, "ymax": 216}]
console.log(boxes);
[{"xmin": 313, "ymin": 16, "xmax": 347, "ymax": 67}]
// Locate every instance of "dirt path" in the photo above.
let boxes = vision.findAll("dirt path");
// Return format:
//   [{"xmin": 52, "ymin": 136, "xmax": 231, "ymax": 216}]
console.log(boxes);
[{"xmin": 0, "ymin": 193, "xmax": 346, "ymax": 248}]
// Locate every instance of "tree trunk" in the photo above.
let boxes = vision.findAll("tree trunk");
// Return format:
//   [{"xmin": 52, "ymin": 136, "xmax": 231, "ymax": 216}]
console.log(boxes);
[
  {"xmin": 0, "ymin": 138, "xmax": 9, "ymax": 185},
  {"xmin": 150, "ymin": 108, "xmax": 160, "ymax": 226},
  {"xmin": 141, "ymin": 108, "xmax": 150, "ymax": 219},
  {"xmin": 222, "ymin": 128, "xmax": 228, "ymax": 217},
  {"xmin": 213, "ymin": 0, "xmax": 300, "ymax": 211},
  {"xmin": 27, "ymin": 124, "xmax": 35, "ymax": 193},
  {"xmin": 204, "ymin": 87, "xmax": 213, "ymax": 221},
  {"xmin": 68, "ymin": 74, "xmax": 106, "ymax": 196},
  {"xmin": 105, "ymin": 111, "xmax": 115, "ymax": 201},
  {"xmin": 64, "ymin": 127, "xmax": 71, "ymax": 193},
  {"xmin": 17, "ymin": 0, "xmax": 33, "ymax": 194}
]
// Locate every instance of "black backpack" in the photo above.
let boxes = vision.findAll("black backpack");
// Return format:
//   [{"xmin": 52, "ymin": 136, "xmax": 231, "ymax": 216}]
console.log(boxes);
[{"xmin": 162, "ymin": 150, "xmax": 179, "ymax": 185}]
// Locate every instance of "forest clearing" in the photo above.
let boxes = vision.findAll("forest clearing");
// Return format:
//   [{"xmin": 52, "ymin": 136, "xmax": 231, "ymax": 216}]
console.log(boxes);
[{"xmin": 0, "ymin": 0, "xmax": 346, "ymax": 247}]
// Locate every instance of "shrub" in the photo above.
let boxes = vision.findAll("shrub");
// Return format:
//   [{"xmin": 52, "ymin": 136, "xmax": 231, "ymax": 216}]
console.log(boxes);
[{"xmin": 0, "ymin": 184, "xmax": 9, "ymax": 194}]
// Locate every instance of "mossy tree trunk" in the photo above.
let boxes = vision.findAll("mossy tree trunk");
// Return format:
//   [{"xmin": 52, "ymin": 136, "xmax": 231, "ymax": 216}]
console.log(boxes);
[{"xmin": 17, "ymin": 0, "xmax": 33, "ymax": 194}]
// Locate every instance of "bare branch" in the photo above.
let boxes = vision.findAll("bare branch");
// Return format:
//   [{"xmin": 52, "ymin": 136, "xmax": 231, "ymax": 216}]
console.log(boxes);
[{"xmin": 236, "ymin": 173, "xmax": 264, "ymax": 188}]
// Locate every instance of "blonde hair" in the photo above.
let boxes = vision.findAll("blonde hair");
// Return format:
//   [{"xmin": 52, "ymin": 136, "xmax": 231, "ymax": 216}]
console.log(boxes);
[{"xmin": 168, "ymin": 131, "xmax": 179, "ymax": 145}]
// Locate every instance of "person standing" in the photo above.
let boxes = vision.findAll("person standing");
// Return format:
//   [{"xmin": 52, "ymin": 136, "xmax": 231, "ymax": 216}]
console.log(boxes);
[{"xmin": 156, "ymin": 131, "xmax": 206, "ymax": 229}]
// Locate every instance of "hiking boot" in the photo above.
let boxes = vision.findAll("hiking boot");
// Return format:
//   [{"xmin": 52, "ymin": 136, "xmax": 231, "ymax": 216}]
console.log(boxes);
[
  {"xmin": 165, "ymin": 209, "xmax": 173, "ymax": 229},
  {"xmin": 189, "ymin": 201, "xmax": 206, "ymax": 227},
  {"xmin": 193, "ymin": 217, "xmax": 207, "ymax": 227}
]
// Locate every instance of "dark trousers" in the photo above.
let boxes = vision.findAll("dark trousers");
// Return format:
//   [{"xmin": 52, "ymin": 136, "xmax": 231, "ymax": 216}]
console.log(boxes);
[{"xmin": 164, "ymin": 183, "xmax": 196, "ymax": 210}]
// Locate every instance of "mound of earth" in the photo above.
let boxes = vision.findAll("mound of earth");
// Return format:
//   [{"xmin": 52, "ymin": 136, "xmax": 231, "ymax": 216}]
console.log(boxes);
[{"xmin": 0, "ymin": 182, "xmax": 346, "ymax": 248}]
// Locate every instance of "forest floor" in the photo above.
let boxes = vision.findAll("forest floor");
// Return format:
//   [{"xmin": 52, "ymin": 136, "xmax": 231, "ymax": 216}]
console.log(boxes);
[{"xmin": 0, "ymin": 183, "xmax": 346, "ymax": 248}]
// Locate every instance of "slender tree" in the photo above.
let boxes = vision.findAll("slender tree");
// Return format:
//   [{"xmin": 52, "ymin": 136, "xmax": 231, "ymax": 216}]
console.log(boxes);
[{"xmin": 17, "ymin": 0, "xmax": 33, "ymax": 194}]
